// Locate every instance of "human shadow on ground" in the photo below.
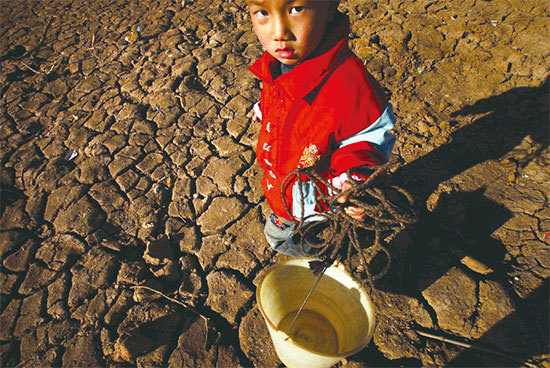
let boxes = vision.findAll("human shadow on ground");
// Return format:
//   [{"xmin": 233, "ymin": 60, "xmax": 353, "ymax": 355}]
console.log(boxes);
[
  {"xmin": 412, "ymin": 188, "xmax": 547, "ymax": 366},
  {"xmin": 377, "ymin": 77, "xmax": 548, "ymax": 294},
  {"xmin": 393, "ymin": 77, "xmax": 549, "ymax": 205},
  {"xmin": 366, "ymin": 78, "xmax": 549, "ymax": 365}
]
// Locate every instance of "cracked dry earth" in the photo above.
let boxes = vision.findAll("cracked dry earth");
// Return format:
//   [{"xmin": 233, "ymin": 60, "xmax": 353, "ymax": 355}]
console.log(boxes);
[{"xmin": 0, "ymin": 0, "xmax": 549, "ymax": 367}]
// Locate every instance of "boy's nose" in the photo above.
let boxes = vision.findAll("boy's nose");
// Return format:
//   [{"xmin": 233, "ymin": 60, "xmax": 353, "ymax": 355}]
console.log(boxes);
[{"xmin": 272, "ymin": 16, "xmax": 290, "ymax": 41}]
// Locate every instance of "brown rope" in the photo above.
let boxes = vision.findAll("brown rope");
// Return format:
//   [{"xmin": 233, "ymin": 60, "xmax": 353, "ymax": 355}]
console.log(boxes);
[{"xmin": 281, "ymin": 160, "xmax": 417, "ymax": 287}]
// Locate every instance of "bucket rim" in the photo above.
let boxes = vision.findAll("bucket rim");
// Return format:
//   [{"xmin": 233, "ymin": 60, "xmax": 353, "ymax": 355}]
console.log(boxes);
[{"xmin": 255, "ymin": 257, "xmax": 377, "ymax": 358}]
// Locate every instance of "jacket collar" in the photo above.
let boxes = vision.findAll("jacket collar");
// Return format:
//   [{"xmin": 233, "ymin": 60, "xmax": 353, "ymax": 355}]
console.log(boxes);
[{"xmin": 248, "ymin": 12, "xmax": 352, "ymax": 102}]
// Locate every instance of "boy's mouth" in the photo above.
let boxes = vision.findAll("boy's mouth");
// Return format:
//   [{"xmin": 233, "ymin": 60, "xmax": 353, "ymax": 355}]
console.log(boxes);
[{"xmin": 275, "ymin": 48, "xmax": 295, "ymax": 59}]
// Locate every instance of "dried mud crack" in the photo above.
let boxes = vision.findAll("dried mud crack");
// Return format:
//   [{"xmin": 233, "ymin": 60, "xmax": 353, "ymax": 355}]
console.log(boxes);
[{"xmin": 1, "ymin": 0, "xmax": 549, "ymax": 367}]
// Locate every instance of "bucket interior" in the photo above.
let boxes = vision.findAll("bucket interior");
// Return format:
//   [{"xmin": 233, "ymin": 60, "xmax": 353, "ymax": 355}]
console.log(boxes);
[{"xmin": 257, "ymin": 260, "xmax": 374, "ymax": 356}]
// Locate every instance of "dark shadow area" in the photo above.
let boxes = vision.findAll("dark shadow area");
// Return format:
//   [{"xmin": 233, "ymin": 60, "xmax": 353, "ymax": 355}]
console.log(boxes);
[
  {"xmin": 374, "ymin": 186, "xmax": 514, "ymax": 293},
  {"xmin": 368, "ymin": 79, "xmax": 549, "ymax": 365},
  {"xmin": 376, "ymin": 77, "xmax": 549, "ymax": 293},
  {"xmin": 448, "ymin": 279, "xmax": 549, "ymax": 367},
  {"xmin": 348, "ymin": 280, "xmax": 548, "ymax": 366},
  {"xmin": 0, "ymin": 167, "xmax": 26, "ymax": 216},
  {"xmin": 393, "ymin": 77, "xmax": 548, "ymax": 204},
  {"xmin": 414, "ymin": 187, "xmax": 512, "ymax": 292}
]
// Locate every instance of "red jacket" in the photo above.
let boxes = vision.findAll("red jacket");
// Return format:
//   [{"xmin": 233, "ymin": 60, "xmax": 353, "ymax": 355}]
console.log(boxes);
[{"xmin": 248, "ymin": 13, "xmax": 392, "ymax": 221}]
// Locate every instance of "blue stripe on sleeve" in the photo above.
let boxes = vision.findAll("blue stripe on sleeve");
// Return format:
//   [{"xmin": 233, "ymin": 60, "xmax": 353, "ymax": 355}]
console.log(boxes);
[{"xmin": 338, "ymin": 103, "xmax": 396, "ymax": 159}]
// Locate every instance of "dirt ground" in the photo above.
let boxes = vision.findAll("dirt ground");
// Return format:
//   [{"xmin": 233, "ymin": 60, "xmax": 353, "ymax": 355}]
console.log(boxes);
[{"xmin": 1, "ymin": 0, "xmax": 549, "ymax": 367}]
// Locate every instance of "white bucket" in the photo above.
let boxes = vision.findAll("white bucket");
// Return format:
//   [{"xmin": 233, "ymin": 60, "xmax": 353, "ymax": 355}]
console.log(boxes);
[{"xmin": 256, "ymin": 258, "xmax": 376, "ymax": 368}]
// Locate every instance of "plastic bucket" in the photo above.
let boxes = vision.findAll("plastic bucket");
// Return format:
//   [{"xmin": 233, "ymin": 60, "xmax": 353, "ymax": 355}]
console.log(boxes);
[{"xmin": 256, "ymin": 258, "xmax": 376, "ymax": 368}]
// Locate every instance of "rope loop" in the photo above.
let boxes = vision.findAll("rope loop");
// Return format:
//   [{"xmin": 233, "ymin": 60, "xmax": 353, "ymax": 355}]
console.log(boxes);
[{"xmin": 281, "ymin": 160, "xmax": 417, "ymax": 285}]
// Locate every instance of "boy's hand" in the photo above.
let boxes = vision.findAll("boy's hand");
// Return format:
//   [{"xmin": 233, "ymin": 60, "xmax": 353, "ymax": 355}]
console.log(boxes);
[
  {"xmin": 252, "ymin": 102, "xmax": 262, "ymax": 124},
  {"xmin": 252, "ymin": 110, "xmax": 260, "ymax": 124},
  {"xmin": 337, "ymin": 181, "xmax": 366, "ymax": 221}
]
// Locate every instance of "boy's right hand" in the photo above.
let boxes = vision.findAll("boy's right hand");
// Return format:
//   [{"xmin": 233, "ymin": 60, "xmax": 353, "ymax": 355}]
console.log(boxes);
[{"xmin": 337, "ymin": 181, "xmax": 366, "ymax": 221}]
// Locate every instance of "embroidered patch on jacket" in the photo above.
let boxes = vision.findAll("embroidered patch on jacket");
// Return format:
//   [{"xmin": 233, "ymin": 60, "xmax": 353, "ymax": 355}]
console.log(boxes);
[{"xmin": 298, "ymin": 143, "xmax": 320, "ymax": 168}]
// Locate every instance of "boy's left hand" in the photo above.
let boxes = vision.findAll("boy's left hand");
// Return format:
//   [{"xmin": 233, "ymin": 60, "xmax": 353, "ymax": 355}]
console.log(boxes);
[
  {"xmin": 337, "ymin": 181, "xmax": 366, "ymax": 221},
  {"xmin": 252, "ymin": 111, "xmax": 260, "ymax": 124}
]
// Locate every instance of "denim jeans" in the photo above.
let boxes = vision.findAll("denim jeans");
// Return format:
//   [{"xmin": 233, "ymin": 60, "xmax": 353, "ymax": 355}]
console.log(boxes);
[{"xmin": 264, "ymin": 213, "xmax": 313, "ymax": 257}]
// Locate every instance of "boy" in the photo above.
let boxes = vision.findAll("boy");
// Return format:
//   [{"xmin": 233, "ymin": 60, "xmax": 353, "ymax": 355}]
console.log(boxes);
[{"xmin": 247, "ymin": 0, "xmax": 396, "ymax": 257}]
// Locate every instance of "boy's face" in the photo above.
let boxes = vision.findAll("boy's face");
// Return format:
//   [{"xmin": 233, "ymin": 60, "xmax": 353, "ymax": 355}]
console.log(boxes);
[{"xmin": 247, "ymin": 0, "xmax": 338, "ymax": 65}]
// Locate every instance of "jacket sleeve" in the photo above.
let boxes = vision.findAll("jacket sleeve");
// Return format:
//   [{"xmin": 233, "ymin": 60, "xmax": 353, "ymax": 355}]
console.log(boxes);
[{"xmin": 329, "ymin": 103, "xmax": 396, "ymax": 178}]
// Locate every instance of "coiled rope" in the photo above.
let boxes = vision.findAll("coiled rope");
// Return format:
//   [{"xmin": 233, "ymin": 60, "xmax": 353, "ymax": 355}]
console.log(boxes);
[{"xmin": 281, "ymin": 160, "xmax": 417, "ymax": 287}]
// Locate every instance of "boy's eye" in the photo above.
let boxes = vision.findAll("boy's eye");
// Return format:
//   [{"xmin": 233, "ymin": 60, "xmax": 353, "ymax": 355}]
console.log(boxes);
[
  {"xmin": 290, "ymin": 6, "xmax": 304, "ymax": 14},
  {"xmin": 255, "ymin": 9, "xmax": 269, "ymax": 17}
]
